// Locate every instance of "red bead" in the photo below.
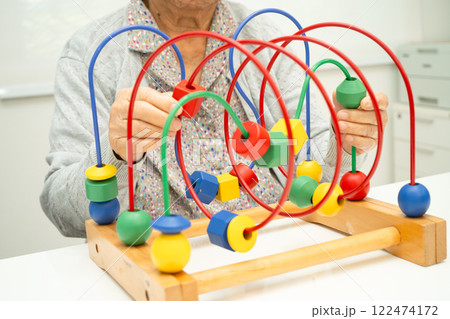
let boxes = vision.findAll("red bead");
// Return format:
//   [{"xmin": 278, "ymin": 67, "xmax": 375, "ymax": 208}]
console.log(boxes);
[
  {"xmin": 172, "ymin": 79, "xmax": 206, "ymax": 118},
  {"xmin": 229, "ymin": 163, "xmax": 259, "ymax": 190},
  {"xmin": 340, "ymin": 171, "xmax": 370, "ymax": 201},
  {"xmin": 231, "ymin": 121, "xmax": 270, "ymax": 161}
]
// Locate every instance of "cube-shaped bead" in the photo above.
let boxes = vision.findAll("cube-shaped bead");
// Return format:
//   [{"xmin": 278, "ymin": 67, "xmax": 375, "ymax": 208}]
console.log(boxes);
[
  {"xmin": 206, "ymin": 210, "xmax": 237, "ymax": 251},
  {"xmin": 270, "ymin": 119, "xmax": 308, "ymax": 155},
  {"xmin": 186, "ymin": 171, "xmax": 219, "ymax": 205},
  {"xmin": 172, "ymin": 79, "xmax": 206, "ymax": 118},
  {"xmin": 215, "ymin": 173, "xmax": 240, "ymax": 202},
  {"xmin": 254, "ymin": 131, "xmax": 288, "ymax": 168}
]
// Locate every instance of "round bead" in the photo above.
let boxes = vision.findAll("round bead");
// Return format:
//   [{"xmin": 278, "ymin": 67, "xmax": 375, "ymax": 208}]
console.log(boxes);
[
  {"xmin": 85, "ymin": 177, "xmax": 118, "ymax": 202},
  {"xmin": 229, "ymin": 163, "xmax": 259, "ymax": 190},
  {"xmin": 296, "ymin": 160, "xmax": 323, "ymax": 183},
  {"xmin": 85, "ymin": 164, "xmax": 117, "ymax": 181},
  {"xmin": 232, "ymin": 121, "xmax": 270, "ymax": 161},
  {"xmin": 340, "ymin": 171, "xmax": 370, "ymax": 201},
  {"xmin": 206, "ymin": 210, "xmax": 237, "ymax": 251},
  {"xmin": 89, "ymin": 198, "xmax": 120, "ymax": 225},
  {"xmin": 312, "ymin": 183, "xmax": 344, "ymax": 217},
  {"xmin": 151, "ymin": 233, "xmax": 191, "ymax": 273},
  {"xmin": 289, "ymin": 175, "xmax": 318, "ymax": 208},
  {"xmin": 336, "ymin": 77, "xmax": 367, "ymax": 109},
  {"xmin": 186, "ymin": 170, "xmax": 219, "ymax": 204},
  {"xmin": 116, "ymin": 210, "xmax": 152, "ymax": 246},
  {"xmin": 227, "ymin": 215, "xmax": 257, "ymax": 253},
  {"xmin": 398, "ymin": 183, "xmax": 431, "ymax": 217},
  {"xmin": 151, "ymin": 215, "xmax": 191, "ymax": 234}
]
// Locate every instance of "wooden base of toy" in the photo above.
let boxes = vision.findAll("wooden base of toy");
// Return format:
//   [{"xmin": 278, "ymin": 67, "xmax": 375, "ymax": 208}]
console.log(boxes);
[{"xmin": 86, "ymin": 198, "xmax": 446, "ymax": 301}]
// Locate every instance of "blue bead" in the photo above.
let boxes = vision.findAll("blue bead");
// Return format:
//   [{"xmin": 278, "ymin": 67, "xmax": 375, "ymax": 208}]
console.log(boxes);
[
  {"xmin": 206, "ymin": 210, "xmax": 237, "ymax": 251},
  {"xmin": 186, "ymin": 171, "xmax": 219, "ymax": 204},
  {"xmin": 398, "ymin": 183, "xmax": 431, "ymax": 217},
  {"xmin": 151, "ymin": 215, "xmax": 191, "ymax": 234},
  {"xmin": 89, "ymin": 198, "xmax": 120, "ymax": 225}
]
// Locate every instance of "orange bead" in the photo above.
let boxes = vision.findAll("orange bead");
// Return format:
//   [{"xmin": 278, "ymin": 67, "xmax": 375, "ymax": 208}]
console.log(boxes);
[{"xmin": 312, "ymin": 183, "xmax": 344, "ymax": 217}]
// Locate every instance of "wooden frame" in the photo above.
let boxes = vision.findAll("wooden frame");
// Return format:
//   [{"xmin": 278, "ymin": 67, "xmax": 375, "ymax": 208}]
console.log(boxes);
[{"xmin": 86, "ymin": 198, "xmax": 446, "ymax": 301}]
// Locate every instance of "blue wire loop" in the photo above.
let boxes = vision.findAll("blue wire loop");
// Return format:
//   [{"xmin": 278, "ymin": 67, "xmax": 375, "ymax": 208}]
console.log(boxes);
[
  {"xmin": 229, "ymin": 8, "xmax": 312, "ymax": 166},
  {"xmin": 88, "ymin": 25, "xmax": 186, "ymax": 167}
]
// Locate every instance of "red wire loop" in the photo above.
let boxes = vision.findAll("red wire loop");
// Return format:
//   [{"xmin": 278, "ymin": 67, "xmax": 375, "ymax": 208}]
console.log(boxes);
[
  {"xmin": 295, "ymin": 22, "xmax": 416, "ymax": 186},
  {"xmin": 225, "ymin": 35, "xmax": 378, "ymax": 218},
  {"xmin": 125, "ymin": 22, "xmax": 413, "ymax": 233},
  {"xmin": 187, "ymin": 38, "xmax": 340, "ymax": 233},
  {"xmin": 243, "ymin": 34, "xmax": 383, "ymax": 200},
  {"xmin": 127, "ymin": 31, "xmax": 296, "ymax": 226}
]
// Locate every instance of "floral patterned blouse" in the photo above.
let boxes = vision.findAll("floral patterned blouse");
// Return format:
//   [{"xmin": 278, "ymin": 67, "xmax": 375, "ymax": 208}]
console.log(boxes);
[{"xmin": 128, "ymin": 0, "xmax": 284, "ymax": 219}]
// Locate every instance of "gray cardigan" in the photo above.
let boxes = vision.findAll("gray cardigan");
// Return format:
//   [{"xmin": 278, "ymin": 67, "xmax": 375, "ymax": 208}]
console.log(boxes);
[{"xmin": 40, "ymin": 0, "xmax": 357, "ymax": 238}]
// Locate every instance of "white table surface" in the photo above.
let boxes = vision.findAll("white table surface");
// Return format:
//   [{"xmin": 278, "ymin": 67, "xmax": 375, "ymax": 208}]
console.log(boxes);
[{"xmin": 1, "ymin": 173, "xmax": 449, "ymax": 301}]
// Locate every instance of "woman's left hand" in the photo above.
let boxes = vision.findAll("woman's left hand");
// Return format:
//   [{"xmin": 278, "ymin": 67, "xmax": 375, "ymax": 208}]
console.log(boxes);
[{"xmin": 333, "ymin": 91, "xmax": 389, "ymax": 155}]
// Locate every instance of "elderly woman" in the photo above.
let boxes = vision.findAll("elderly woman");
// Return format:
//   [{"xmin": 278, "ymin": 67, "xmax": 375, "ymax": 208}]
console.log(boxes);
[{"xmin": 40, "ymin": 0, "xmax": 388, "ymax": 237}]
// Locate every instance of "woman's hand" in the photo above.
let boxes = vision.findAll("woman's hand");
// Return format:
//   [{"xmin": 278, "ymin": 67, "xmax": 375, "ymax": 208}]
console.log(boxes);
[
  {"xmin": 333, "ymin": 91, "xmax": 389, "ymax": 155},
  {"xmin": 109, "ymin": 87, "xmax": 182, "ymax": 162}
]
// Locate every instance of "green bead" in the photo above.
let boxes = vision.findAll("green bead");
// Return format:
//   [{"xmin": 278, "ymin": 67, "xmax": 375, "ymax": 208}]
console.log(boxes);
[
  {"xmin": 255, "ymin": 131, "xmax": 288, "ymax": 168},
  {"xmin": 116, "ymin": 210, "xmax": 152, "ymax": 246},
  {"xmin": 289, "ymin": 175, "xmax": 318, "ymax": 208},
  {"xmin": 336, "ymin": 77, "xmax": 367, "ymax": 109},
  {"xmin": 85, "ymin": 176, "xmax": 118, "ymax": 202}
]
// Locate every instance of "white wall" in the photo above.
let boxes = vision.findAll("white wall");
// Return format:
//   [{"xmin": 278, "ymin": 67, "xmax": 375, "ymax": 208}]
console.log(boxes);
[
  {"xmin": 0, "ymin": 0, "xmax": 446, "ymax": 258},
  {"xmin": 0, "ymin": 0, "xmax": 126, "ymax": 259}
]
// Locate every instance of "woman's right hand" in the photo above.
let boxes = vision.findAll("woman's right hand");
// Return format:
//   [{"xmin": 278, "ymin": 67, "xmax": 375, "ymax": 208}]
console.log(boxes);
[{"xmin": 109, "ymin": 87, "xmax": 182, "ymax": 162}]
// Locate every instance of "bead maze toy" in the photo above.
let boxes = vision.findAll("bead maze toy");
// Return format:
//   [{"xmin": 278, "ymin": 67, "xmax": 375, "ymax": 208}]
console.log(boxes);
[{"xmin": 83, "ymin": 9, "xmax": 446, "ymax": 300}]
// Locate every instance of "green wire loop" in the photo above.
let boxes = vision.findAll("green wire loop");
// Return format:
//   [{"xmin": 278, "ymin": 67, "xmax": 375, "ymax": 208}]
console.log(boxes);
[
  {"xmin": 161, "ymin": 91, "xmax": 248, "ymax": 216},
  {"xmin": 295, "ymin": 58, "xmax": 352, "ymax": 119}
]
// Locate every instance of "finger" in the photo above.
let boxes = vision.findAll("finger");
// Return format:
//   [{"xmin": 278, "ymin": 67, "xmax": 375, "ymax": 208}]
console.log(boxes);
[
  {"xmin": 338, "ymin": 121, "xmax": 378, "ymax": 139},
  {"xmin": 344, "ymin": 134, "xmax": 377, "ymax": 153},
  {"xmin": 337, "ymin": 109, "xmax": 387, "ymax": 126},
  {"xmin": 137, "ymin": 87, "xmax": 179, "ymax": 114},
  {"xmin": 120, "ymin": 87, "xmax": 178, "ymax": 114},
  {"xmin": 359, "ymin": 93, "xmax": 389, "ymax": 111},
  {"xmin": 124, "ymin": 119, "xmax": 178, "ymax": 138},
  {"xmin": 332, "ymin": 90, "xmax": 344, "ymax": 111},
  {"xmin": 131, "ymin": 101, "xmax": 182, "ymax": 131}
]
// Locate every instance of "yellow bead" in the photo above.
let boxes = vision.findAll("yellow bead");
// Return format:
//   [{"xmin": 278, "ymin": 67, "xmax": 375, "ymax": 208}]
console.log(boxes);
[
  {"xmin": 227, "ymin": 215, "xmax": 257, "ymax": 252},
  {"xmin": 150, "ymin": 233, "xmax": 191, "ymax": 273},
  {"xmin": 296, "ymin": 160, "xmax": 323, "ymax": 183},
  {"xmin": 85, "ymin": 164, "xmax": 117, "ymax": 181},
  {"xmin": 216, "ymin": 173, "xmax": 240, "ymax": 202},
  {"xmin": 312, "ymin": 183, "xmax": 344, "ymax": 217},
  {"xmin": 270, "ymin": 119, "xmax": 308, "ymax": 155}
]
